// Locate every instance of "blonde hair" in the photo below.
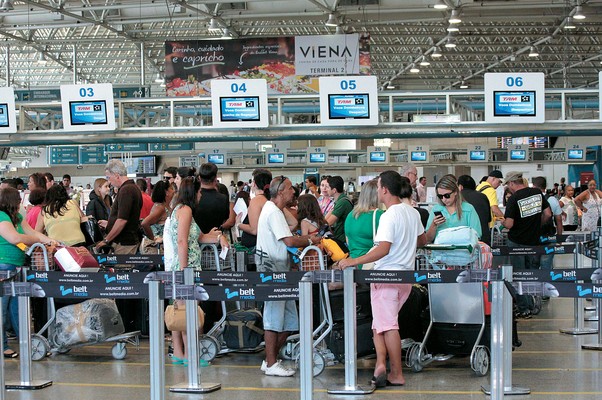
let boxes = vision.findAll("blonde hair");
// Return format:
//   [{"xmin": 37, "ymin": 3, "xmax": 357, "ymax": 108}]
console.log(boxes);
[
  {"xmin": 435, "ymin": 174, "xmax": 463, "ymax": 221},
  {"xmin": 94, "ymin": 178, "xmax": 111, "ymax": 208},
  {"xmin": 352, "ymin": 179, "xmax": 379, "ymax": 218}
]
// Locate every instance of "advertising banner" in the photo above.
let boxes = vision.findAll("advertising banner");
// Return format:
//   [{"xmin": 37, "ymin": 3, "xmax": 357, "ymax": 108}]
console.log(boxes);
[{"xmin": 164, "ymin": 34, "xmax": 370, "ymax": 96}]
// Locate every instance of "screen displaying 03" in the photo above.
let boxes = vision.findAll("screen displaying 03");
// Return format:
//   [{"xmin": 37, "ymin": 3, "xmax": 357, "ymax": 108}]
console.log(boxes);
[
  {"xmin": 309, "ymin": 153, "xmax": 326, "ymax": 163},
  {"xmin": 0, "ymin": 104, "xmax": 9, "ymax": 128},
  {"xmin": 510, "ymin": 150, "xmax": 527, "ymax": 161},
  {"xmin": 494, "ymin": 91, "xmax": 536, "ymax": 117},
  {"xmin": 267, "ymin": 153, "xmax": 285, "ymax": 164},
  {"xmin": 328, "ymin": 93, "xmax": 370, "ymax": 119},
  {"xmin": 69, "ymin": 100, "xmax": 108, "ymax": 125},
  {"xmin": 219, "ymin": 97, "xmax": 260, "ymax": 122},
  {"xmin": 469, "ymin": 150, "xmax": 486, "ymax": 161}
]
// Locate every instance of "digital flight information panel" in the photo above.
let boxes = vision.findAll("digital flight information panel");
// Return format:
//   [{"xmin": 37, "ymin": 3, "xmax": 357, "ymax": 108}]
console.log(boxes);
[
  {"xmin": 219, "ymin": 96, "xmax": 260, "ymax": 122},
  {"xmin": 327, "ymin": 93, "xmax": 370, "ymax": 119},
  {"xmin": 69, "ymin": 100, "xmax": 108, "ymax": 125},
  {"xmin": 493, "ymin": 91, "xmax": 536, "ymax": 117}
]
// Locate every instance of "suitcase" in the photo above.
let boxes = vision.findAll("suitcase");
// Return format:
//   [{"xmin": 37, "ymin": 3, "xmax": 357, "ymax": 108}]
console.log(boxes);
[
  {"xmin": 398, "ymin": 284, "xmax": 429, "ymax": 342},
  {"xmin": 426, "ymin": 317, "xmax": 491, "ymax": 356},
  {"xmin": 116, "ymin": 298, "xmax": 150, "ymax": 336},
  {"xmin": 328, "ymin": 316, "xmax": 375, "ymax": 362},
  {"xmin": 223, "ymin": 308, "xmax": 264, "ymax": 349},
  {"xmin": 54, "ymin": 246, "xmax": 99, "ymax": 272},
  {"xmin": 53, "ymin": 299, "xmax": 125, "ymax": 348},
  {"xmin": 329, "ymin": 284, "xmax": 372, "ymax": 322}
]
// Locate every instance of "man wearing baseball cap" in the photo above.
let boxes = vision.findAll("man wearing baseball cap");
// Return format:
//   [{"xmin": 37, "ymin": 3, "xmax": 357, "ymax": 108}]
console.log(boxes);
[{"xmin": 476, "ymin": 170, "xmax": 505, "ymax": 227}]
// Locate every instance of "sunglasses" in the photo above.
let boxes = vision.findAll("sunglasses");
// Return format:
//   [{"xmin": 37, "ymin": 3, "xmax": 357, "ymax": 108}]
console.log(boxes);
[
  {"xmin": 276, "ymin": 175, "xmax": 287, "ymax": 192},
  {"xmin": 437, "ymin": 192, "xmax": 454, "ymax": 200},
  {"xmin": 163, "ymin": 175, "xmax": 174, "ymax": 180}
]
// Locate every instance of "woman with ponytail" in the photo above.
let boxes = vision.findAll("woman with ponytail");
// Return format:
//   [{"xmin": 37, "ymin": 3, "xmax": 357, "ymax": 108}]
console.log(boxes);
[{"xmin": 237, "ymin": 169, "xmax": 272, "ymax": 251}]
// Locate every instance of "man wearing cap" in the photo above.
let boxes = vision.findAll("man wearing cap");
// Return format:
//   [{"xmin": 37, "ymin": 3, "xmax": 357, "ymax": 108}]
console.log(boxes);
[{"xmin": 476, "ymin": 170, "xmax": 505, "ymax": 227}]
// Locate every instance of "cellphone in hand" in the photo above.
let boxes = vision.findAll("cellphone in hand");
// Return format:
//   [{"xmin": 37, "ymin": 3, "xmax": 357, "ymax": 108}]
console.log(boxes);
[{"xmin": 434, "ymin": 211, "xmax": 443, "ymax": 218}]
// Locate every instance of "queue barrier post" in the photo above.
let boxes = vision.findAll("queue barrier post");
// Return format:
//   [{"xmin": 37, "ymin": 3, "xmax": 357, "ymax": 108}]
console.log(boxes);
[
  {"xmin": 170, "ymin": 268, "xmax": 220, "ymax": 394},
  {"xmin": 560, "ymin": 241, "xmax": 598, "ymax": 335},
  {"xmin": 299, "ymin": 274, "xmax": 313, "ymax": 400},
  {"xmin": 148, "ymin": 279, "xmax": 165, "ymax": 400},
  {"xmin": 582, "ymin": 228, "xmax": 602, "ymax": 350},
  {"xmin": 327, "ymin": 267, "xmax": 374, "ymax": 395},
  {"xmin": 5, "ymin": 269, "xmax": 52, "ymax": 390},
  {"xmin": 584, "ymin": 230, "xmax": 600, "ymax": 321},
  {"xmin": 482, "ymin": 265, "xmax": 530, "ymax": 397},
  {"xmin": 0, "ymin": 286, "xmax": 4, "ymax": 400}
]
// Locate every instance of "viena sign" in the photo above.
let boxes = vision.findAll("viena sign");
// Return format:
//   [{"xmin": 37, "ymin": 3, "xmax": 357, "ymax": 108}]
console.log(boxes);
[{"xmin": 295, "ymin": 34, "xmax": 360, "ymax": 75}]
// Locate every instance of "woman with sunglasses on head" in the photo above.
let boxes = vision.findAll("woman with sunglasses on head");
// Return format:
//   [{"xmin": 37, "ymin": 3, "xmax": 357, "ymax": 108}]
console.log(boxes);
[{"xmin": 425, "ymin": 174, "xmax": 482, "ymax": 243}]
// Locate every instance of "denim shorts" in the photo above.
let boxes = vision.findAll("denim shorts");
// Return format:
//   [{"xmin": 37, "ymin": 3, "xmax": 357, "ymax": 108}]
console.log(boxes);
[
  {"xmin": 263, "ymin": 300, "xmax": 299, "ymax": 332},
  {"xmin": 370, "ymin": 283, "xmax": 412, "ymax": 334}
]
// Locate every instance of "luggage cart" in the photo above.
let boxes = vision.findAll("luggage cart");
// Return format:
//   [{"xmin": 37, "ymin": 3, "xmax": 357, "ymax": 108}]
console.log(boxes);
[
  {"xmin": 26, "ymin": 243, "xmax": 140, "ymax": 361},
  {"xmin": 406, "ymin": 244, "xmax": 490, "ymax": 376},
  {"xmin": 279, "ymin": 247, "xmax": 333, "ymax": 376}
]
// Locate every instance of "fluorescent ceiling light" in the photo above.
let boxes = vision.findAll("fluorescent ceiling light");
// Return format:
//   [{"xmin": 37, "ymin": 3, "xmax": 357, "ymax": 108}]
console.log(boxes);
[
  {"xmin": 386, "ymin": 83, "xmax": 395, "ymax": 89},
  {"xmin": 335, "ymin": 26, "xmax": 345, "ymax": 35},
  {"xmin": 208, "ymin": 18, "xmax": 220, "ymax": 31},
  {"xmin": 221, "ymin": 28, "xmax": 234, "ymax": 39},
  {"xmin": 449, "ymin": 9, "xmax": 461, "ymax": 24},
  {"xmin": 325, "ymin": 13, "xmax": 339, "ymax": 27},
  {"xmin": 445, "ymin": 37, "xmax": 456, "ymax": 48},
  {"xmin": 409, "ymin": 63, "xmax": 420, "ymax": 73},
  {"xmin": 431, "ymin": 47, "xmax": 442, "ymax": 57},
  {"xmin": 420, "ymin": 59, "xmax": 431, "ymax": 66},
  {"xmin": 459, "ymin": 81, "xmax": 468, "ymax": 89},
  {"xmin": 37, "ymin": 52, "xmax": 48, "ymax": 65},
  {"xmin": 528, "ymin": 46, "xmax": 539, "ymax": 57},
  {"xmin": 447, "ymin": 24, "xmax": 459, "ymax": 32},
  {"xmin": 154, "ymin": 72, "xmax": 164, "ymax": 83},
  {"xmin": 434, "ymin": 0, "xmax": 448, "ymax": 10},
  {"xmin": 564, "ymin": 16, "xmax": 576, "ymax": 29},
  {"xmin": 0, "ymin": 0, "xmax": 14, "ymax": 12},
  {"xmin": 573, "ymin": 5, "xmax": 585, "ymax": 20}
]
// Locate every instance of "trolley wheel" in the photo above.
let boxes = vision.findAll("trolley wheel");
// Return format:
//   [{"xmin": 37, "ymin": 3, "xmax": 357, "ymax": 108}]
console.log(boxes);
[
  {"xmin": 471, "ymin": 346, "xmax": 490, "ymax": 376},
  {"xmin": 111, "ymin": 343, "xmax": 127, "ymax": 360},
  {"xmin": 312, "ymin": 352, "xmax": 326, "ymax": 377},
  {"xmin": 56, "ymin": 348, "xmax": 71, "ymax": 354},
  {"xmin": 531, "ymin": 296, "xmax": 542, "ymax": 315},
  {"xmin": 31, "ymin": 334, "xmax": 50, "ymax": 361},
  {"xmin": 199, "ymin": 335, "xmax": 219, "ymax": 362},
  {"xmin": 408, "ymin": 343, "xmax": 426, "ymax": 373}
]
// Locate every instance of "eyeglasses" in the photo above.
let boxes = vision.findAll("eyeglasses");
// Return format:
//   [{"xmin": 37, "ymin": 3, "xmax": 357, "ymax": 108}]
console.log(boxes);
[
  {"xmin": 437, "ymin": 192, "xmax": 454, "ymax": 199},
  {"xmin": 163, "ymin": 175, "xmax": 174, "ymax": 180}
]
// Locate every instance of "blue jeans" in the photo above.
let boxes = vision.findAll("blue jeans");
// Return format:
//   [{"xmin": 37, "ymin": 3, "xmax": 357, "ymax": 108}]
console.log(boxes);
[{"xmin": 0, "ymin": 263, "xmax": 19, "ymax": 350}]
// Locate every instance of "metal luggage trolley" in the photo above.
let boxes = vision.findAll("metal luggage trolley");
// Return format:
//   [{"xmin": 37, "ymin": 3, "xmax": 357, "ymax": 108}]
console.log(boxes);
[
  {"xmin": 279, "ymin": 246, "xmax": 334, "ymax": 377},
  {"xmin": 407, "ymin": 244, "xmax": 490, "ymax": 376},
  {"xmin": 26, "ymin": 243, "xmax": 140, "ymax": 361}
]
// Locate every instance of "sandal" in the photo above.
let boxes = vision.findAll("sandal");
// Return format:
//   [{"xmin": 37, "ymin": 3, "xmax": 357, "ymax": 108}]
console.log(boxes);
[{"xmin": 3, "ymin": 350, "xmax": 18, "ymax": 359}]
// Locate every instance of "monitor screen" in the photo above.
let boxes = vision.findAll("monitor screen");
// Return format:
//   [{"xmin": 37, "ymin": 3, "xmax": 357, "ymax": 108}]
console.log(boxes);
[
  {"xmin": 510, "ymin": 149, "xmax": 527, "ymax": 161},
  {"xmin": 410, "ymin": 151, "xmax": 427, "ymax": 162},
  {"xmin": 369, "ymin": 151, "xmax": 386, "ymax": 162},
  {"xmin": 219, "ymin": 96, "xmax": 260, "ymax": 122},
  {"xmin": 309, "ymin": 153, "xmax": 326, "ymax": 163},
  {"xmin": 493, "ymin": 91, "xmax": 536, "ymax": 117},
  {"xmin": 69, "ymin": 100, "xmax": 108, "ymax": 125},
  {"xmin": 567, "ymin": 149, "xmax": 584, "ymax": 160},
  {"xmin": 208, "ymin": 154, "xmax": 225, "ymax": 165},
  {"xmin": 267, "ymin": 153, "xmax": 285, "ymax": 164},
  {"xmin": 0, "ymin": 103, "xmax": 9, "ymax": 128},
  {"xmin": 469, "ymin": 150, "xmax": 486, "ymax": 161},
  {"xmin": 328, "ymin": 93, "xmax": 370, "ymax": 119},
  {"xmin": 123, "ymin": 156, "xmax": 156, "ymax": 177}
]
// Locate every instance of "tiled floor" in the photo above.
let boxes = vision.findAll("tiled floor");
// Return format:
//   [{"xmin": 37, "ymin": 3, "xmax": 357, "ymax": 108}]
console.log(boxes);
[{"xmin": 1, "ymin": 294, "xmax": 600, "ymax": 400}]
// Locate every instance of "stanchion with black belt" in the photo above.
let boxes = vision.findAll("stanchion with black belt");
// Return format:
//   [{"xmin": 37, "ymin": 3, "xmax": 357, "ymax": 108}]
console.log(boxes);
[
  {"xmin": 482, "ymin": 265, "xmax": 530, "ymax": 396},
  {"xmin": 582, "ymin": 228, "xmax": 602, "ymax": 350},
  {"xmin": 327, "ymin": 267, "xmax": 374, "ymax": 395},
  {"xmin": 147, "ymin": 278, "xmax": 165, "ymax": 400},
  {"xmin": 584, "ymin": 230, "xmax": 600, "ymax": 322},
  {"xmin": 298, "ymin": 272, "xmax": 313, "ymax": 400}
]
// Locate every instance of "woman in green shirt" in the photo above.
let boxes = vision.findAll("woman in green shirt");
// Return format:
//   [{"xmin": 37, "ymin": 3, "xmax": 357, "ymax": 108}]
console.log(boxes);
[
  {"xmin": 0, "ymin": 187, "xmax": 57, "ymax": 358},
  {"xmin": 344, "ymin": 180, "xmax": 384, "ymax": 269}
]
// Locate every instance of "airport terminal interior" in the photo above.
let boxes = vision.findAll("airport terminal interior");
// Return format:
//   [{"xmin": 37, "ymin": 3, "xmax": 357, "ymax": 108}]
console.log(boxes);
[{"xmin": 0, "ymin": 0, "xmax": 601, "ymax": 399}]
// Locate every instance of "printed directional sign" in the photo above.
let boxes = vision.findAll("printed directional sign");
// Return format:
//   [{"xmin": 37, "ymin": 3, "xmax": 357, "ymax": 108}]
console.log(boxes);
[
  {"xmin": 149, "ymin": 142, "xmax": 194, "ymax": 152},
  {"xmin": 49, "ymin": 146, "xmax": 79, "ymax": 165},
  {"xmin": 105, "ymin": 143, "xmax": 149, "ymax": 153},
  {"xmin": 80, "ymin": 145, "xmax": 108, "ymax": 165}
]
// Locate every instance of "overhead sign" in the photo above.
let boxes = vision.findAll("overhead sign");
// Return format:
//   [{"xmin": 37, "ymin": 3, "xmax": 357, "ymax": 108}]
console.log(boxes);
[
  {"xmin": 105, "ymin": 143, "xmax": 149, "ymax": 153},
  {"xmin": 319, "ymin": 76, "xmax": 378, "ymax": 126},
  {"xmin": 15, "ymin": 86, "xmax": 149, "ymax": 102},
  {"xmin": 0, "ymin": 87, "xmax": 17, "ymax": 134},
  {"xmin": 409, "ymin": 145, "xmax": 429, "ymax": 163},
  {"xmin": 467, "ymin": 145, "xmax": 488, "ymax": 162},
  {"xmin": 211, "ymin": 79, "xmax": 269, "ymax": 128},
  {"xmin": 180, "ymin": 156, "xmax": 200, "ymax": 168},
  {"xmin": 295, "ymin": 34, "xmax": 360, "ymax": 75},
  {"xmin": 367, "ymin": 146, "xmax": 389, "ymax": 164},
  {"xmin": 306, "ymin": 146, "xmax": 328, "ymax": 165},
  {"xmin": 80, "ymin": 145, "xmax": 108, "ymax": 165},
  {"xmin": 484, "ymin": 72, "xmax": 545, "ymax": 124},
  {"xmin": 49, "ymin": 146, "xmax": 79, "ymax": 165},
  {"xmin": 60, "ymin": 83, "xmax": 116, "ymax": 131},
  {"xmin": 265, "ymin": 147, "xmax": 288, "ymax": 166},
  {"xmin": 149, "ymin": 142, "xmax": 194, "ymax": 152}
]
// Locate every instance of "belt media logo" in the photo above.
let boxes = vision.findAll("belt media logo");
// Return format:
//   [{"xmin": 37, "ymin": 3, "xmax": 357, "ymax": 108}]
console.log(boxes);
[
  {"xmin": 60, "ymin": 285, "xmax": 89, "ymax": 297},
  {"xmin": 26, "ymin": 272, "xmax": 49, "ymax": 282},
  {"xmin": 260, "ymin": 272, "xmax": 288, "ymax": 283},
  {"xmin": 96, "ymin": 255, "xmax": 117, "ymax": 264},
  {"xmin": 415, "ymin": 271, "xmax": 442, "ymax": 283},
  {"xmin": 104, "ymin": 273, "xmax": 130, "ymax": 284},
  {"xmin": 224, "ymin": 287, "xmax": 255, "ymax": 300},
  {"xmin": 576, "ymin": 285, "xmax": 593, "ymax": 297},
  {"xmin": 544, "ymin": 247, "xmax": 555, "ymax": 255},
  {"xmin": 414, "ymin": 272, "xmax": 427, "ymax": 283},
  {"xmin": 550, "ymin": 270, "xmax": 577, "ymax": 281}
]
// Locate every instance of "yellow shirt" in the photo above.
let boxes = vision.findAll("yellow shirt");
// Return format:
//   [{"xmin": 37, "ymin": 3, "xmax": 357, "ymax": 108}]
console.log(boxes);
[
  {"xmin": 42, "ymin": 200, "xmax": 85, "ymax": 246},
  {"xmin": 476, "ymin": 182, "xmax": 499, "ymax": 228}
]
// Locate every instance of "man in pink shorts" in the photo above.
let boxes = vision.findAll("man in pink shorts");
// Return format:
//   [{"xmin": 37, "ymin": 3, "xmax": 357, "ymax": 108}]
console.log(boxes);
[{"xmin": 339, "ymin": 171, "xmax": 426, "ymax": 388}]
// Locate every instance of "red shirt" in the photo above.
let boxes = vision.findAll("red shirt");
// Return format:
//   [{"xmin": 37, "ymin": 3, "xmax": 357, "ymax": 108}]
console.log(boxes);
[{"xmin": 140, "ymin": 192, "xmax": 153, "ymax": 220}]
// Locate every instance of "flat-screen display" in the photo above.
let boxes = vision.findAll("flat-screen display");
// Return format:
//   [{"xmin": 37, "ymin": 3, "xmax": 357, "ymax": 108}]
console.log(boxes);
[
  {"xmin": 219, "ymin": 96, "xmax": 260, "ymax": 122},
  {"xmin": 309, "ymin": 153, "xmax": 326, "ymax": 163},
  {"xmin": 567, "ymin": 149, "xmax": 584, "ymax": 160},
  {"xmin": 69, "ymin": 100, "xmax": 108, "ymax": 125},
  {"xmin": 369, "ymin": 151, "xmax": 386, "ymax": 162},
  {"xmin": 124, "ymin": 155, "xmax": 156, "ymax": 177},
  {"xmin": 469, "ymin": 150, "xmax": 486, "ymax": 161},
  {"xmin": 509, "ymin": 149, "xmax": 527, "ymax": 161},
  {"xmin": 0, "ymin": 104, "xmax": 9, "ymax": 127},
  {"xmin": 267, "ymin": 153, "xmax": 285, "ymax": 164},
  {"xmin": 494, "ymin": 91, "xmax": 536, "ymax": 117},
  {"xmin": 410, "ymin": 151, "xmax": 427, "ymax": 162},
  {"xmin": 328, "ymin": 93, "xmax": 370, "ymax": 119},
  {"xmin": 208, "ymin": 154, "xmax": 225, "ymax": 165}
]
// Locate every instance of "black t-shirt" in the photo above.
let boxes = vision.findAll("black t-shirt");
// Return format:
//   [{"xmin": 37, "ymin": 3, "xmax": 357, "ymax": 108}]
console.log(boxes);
[
  {"xmin": 462, "ymin": 189, "xmax": 492, "ymax": 245},
  {"xmin": 106, "ymin": 179, "xmax": 142, "ymax": 245},
  {"xmin": 194, "ymin": 188, "xmax": 230, "ymax": 234},
  {"xmin": 505, "ymin": 187, "xmax": 550, "ymax": 245}
]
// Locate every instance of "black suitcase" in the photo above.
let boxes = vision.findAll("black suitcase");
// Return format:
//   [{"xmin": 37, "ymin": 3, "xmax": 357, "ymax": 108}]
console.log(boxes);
[
  {"xmin": 398, "ymin": 284, "xmax": 429, "ymax": 342},
  {"xmin": 328, "ymin": 316, "xmax": 375, "ymax": 362},
  {"xmin": 223, "ymin": 308, "xmax": 264, "ymax": 349},
  {"xmin": 426, "ymin": 317, "xmax": 491, "ymax": 356},
  {"xmin": 329, "ymin": 284, "xmax": 372, "ymax": 322},
  {"xmin": 116, "ymin": 298, "xmax": 150, "ymax": 336}
]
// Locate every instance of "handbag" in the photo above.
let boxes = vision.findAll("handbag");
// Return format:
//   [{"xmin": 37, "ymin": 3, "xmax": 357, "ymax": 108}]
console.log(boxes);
[
  {"xmin": 164, "ymin": 302, "xmax": 205, "ymax": 332},
  {"xmin": 362, "ymin": 210, "xmax": 378, "ymax": 270},
  {"xmin": 81, "ymin": 216, "xmax": 104, "ymax": 247}
]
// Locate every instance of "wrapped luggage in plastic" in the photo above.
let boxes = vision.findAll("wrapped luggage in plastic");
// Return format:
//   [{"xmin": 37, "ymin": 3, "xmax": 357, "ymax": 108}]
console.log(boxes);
[{"xmin": 53, "ymin": 299, "xmax": 125, "ymax": 348}]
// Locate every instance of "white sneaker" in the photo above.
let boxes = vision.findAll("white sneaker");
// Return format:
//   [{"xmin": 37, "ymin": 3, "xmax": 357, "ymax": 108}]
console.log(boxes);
[
  {"xmin": 264, "ymin": 360, "xmax": 295, "ymax": 377},
  {"xmin": 260, "ymin": 360, "xmax": 267, "ymax": 372}
]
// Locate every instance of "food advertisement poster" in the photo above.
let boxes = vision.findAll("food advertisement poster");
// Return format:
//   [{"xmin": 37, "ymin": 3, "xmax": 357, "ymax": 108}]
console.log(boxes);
[{"xmin": 164, "ymin": 33, "xmax": 371, "ymax": 96}]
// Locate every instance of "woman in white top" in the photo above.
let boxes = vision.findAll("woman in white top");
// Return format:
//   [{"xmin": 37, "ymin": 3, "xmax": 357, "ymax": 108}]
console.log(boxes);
[
  {"xmin": 559, "ymin": 185, "xmax": 579, "ymax": 231},
  {"xmin": 575, "ymin": 180, "xmax": 602, "ymax": 232}
]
